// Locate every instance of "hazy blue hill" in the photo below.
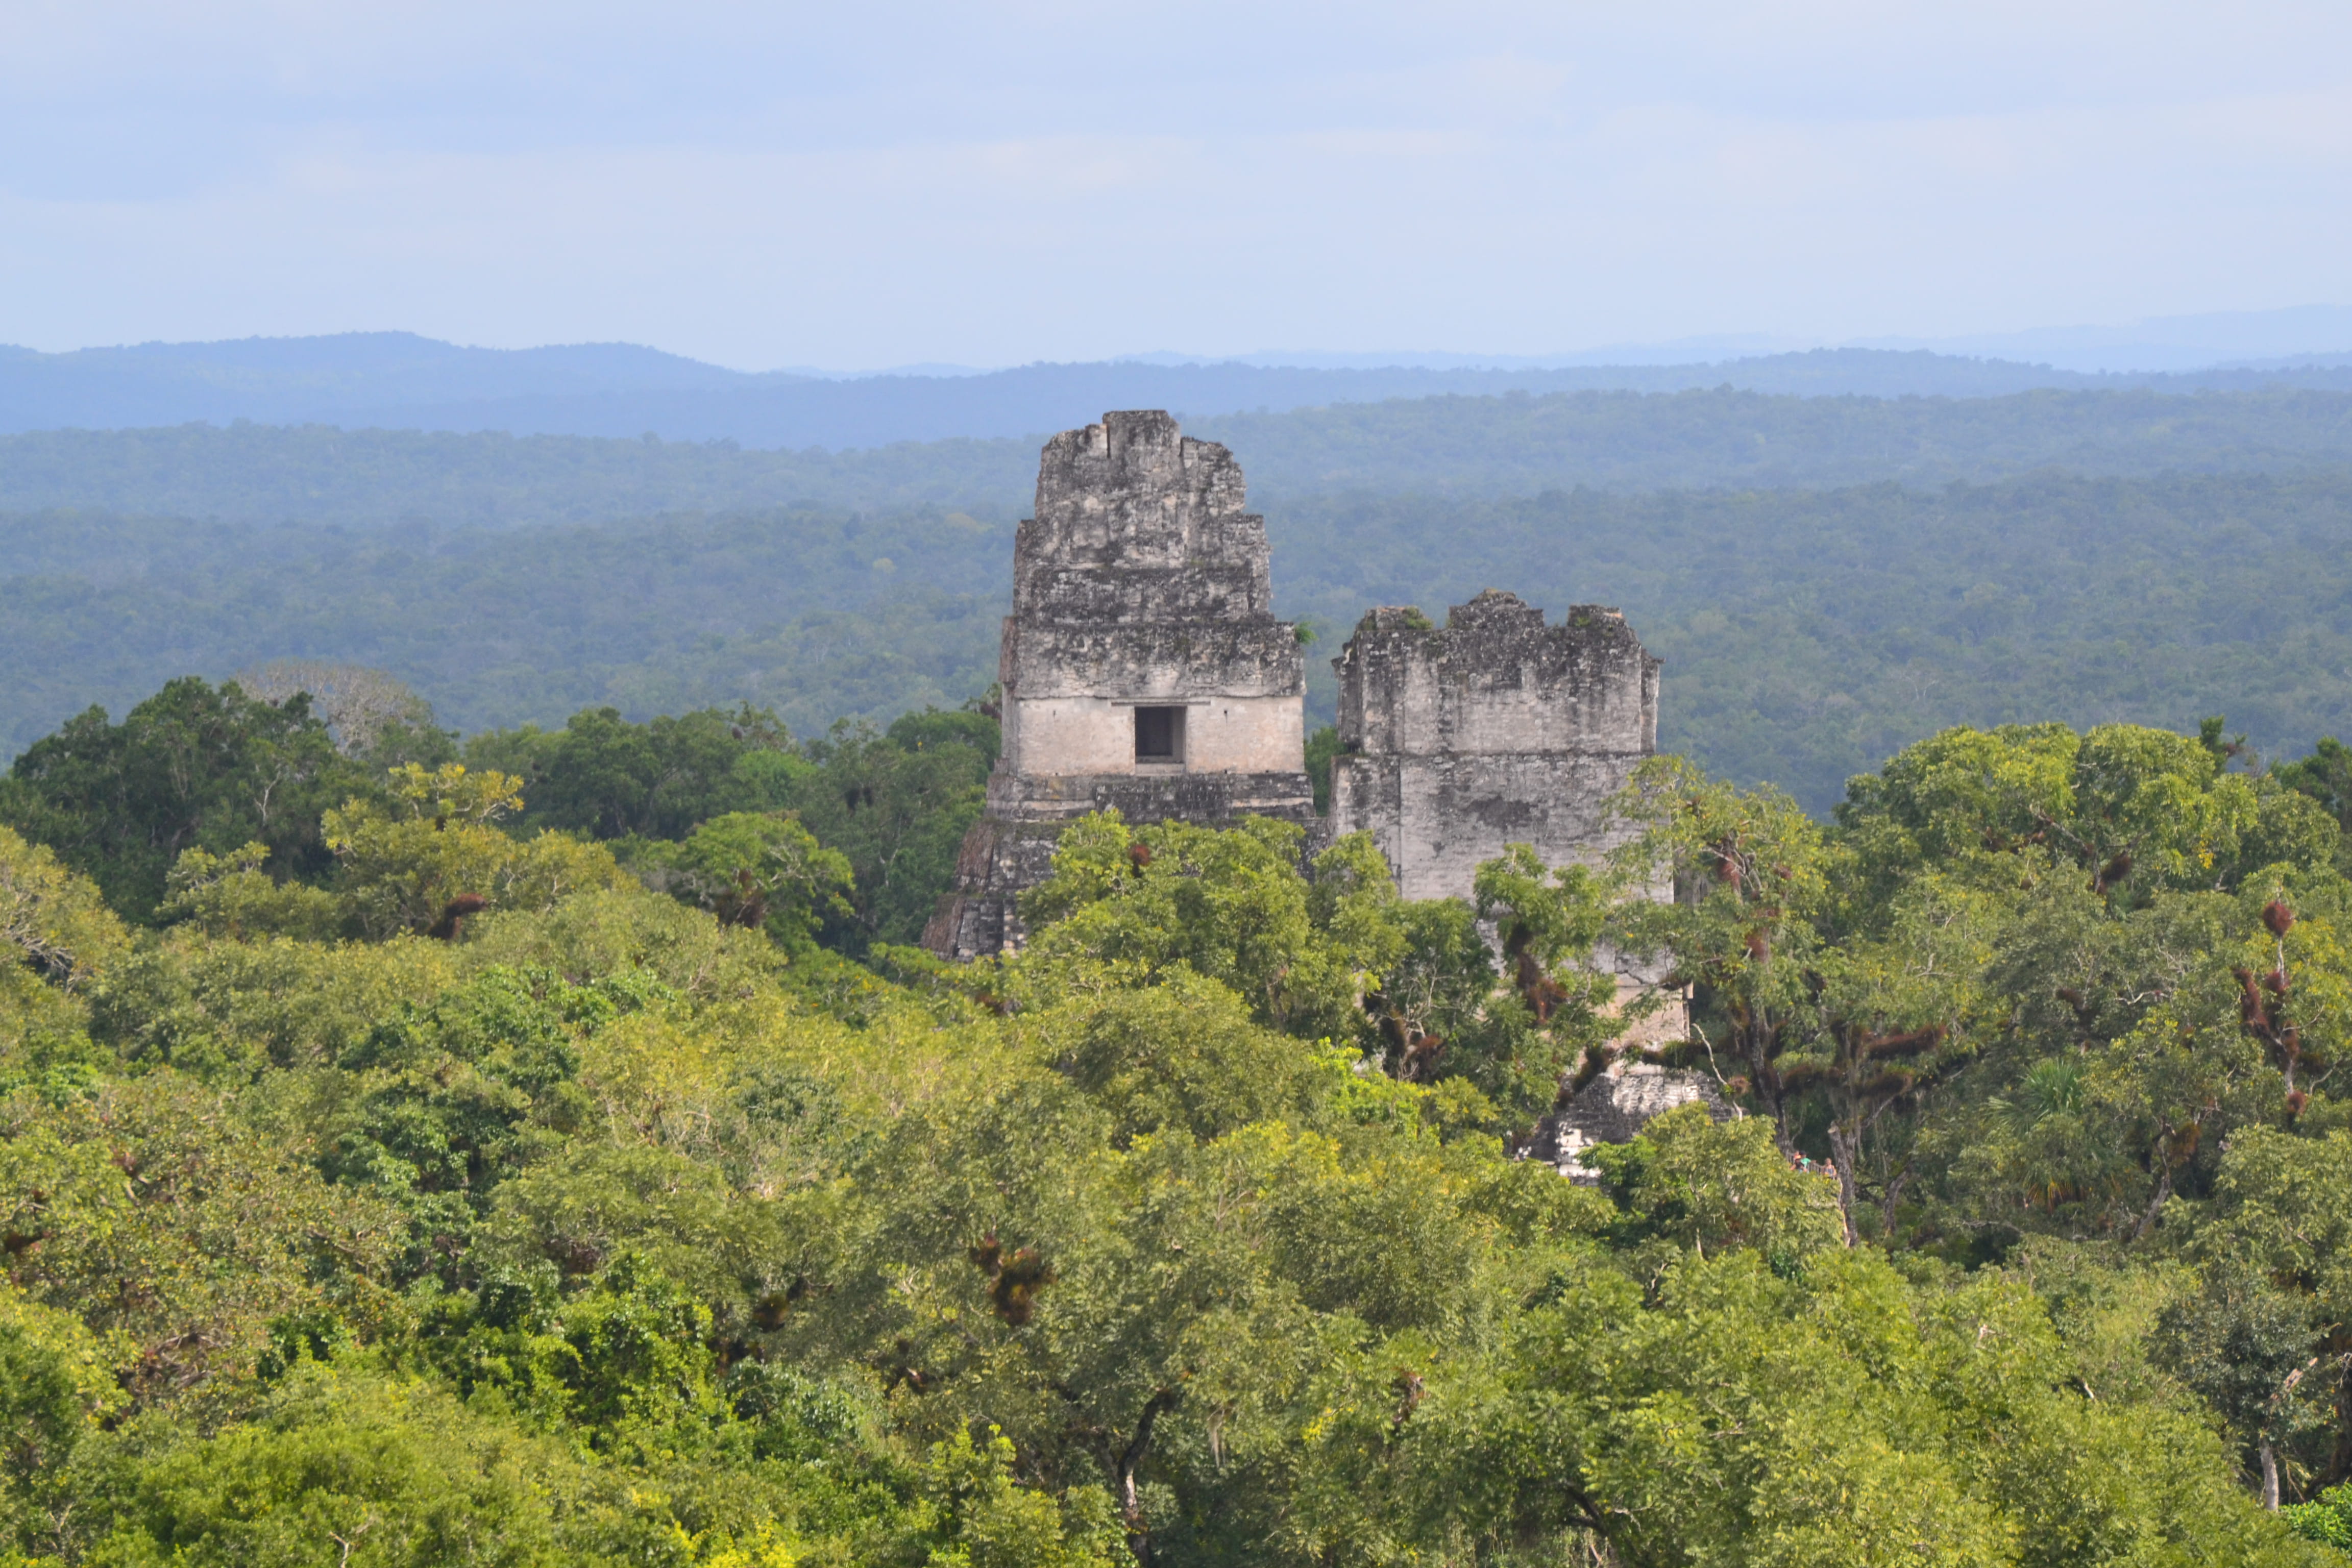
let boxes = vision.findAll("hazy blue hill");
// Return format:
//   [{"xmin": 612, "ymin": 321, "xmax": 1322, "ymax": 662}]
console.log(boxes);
[
  {"xmin": 13, "ymin": 385, "xmax": 2352, "ymax": 525},
  {"xmin": 16, "ymin": 331, "xmax": 2352, "ymax": 445},
  {"xmin": 11, "ymin": 470, "xmax": 2352, "ymax": 810},
  {"xmin": 313, "ymin": 350, "xmax": 2141, "ymax": 447},
  {"xmin": 0, "ymin": 331, "xmax": 768, "ymax": 432}
]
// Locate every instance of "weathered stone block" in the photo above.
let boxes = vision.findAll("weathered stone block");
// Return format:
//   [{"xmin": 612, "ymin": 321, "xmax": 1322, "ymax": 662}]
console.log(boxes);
[{"xmin": 1328, "ymin": 587, "xmax": 1682, "ymax": 1056}]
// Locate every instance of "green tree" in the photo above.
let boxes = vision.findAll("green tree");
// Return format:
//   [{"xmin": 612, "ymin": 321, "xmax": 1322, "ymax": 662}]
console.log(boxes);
[
  {"xmin": 1, "ymin": 677, "xmax": 369, "ymax": 922},
  {"xmin": 1354, "ymin": 896, "xmax": 1494, "ymax": 1087},
  {"xmin": 2154, "ymin": 1260, "xmax": 2326, "ymax": 1509},
  {"xmin": 1464, "ymin": 843, "xmax": 1616, "ymax": 1115},
  {"xmin": 1834, "ymin": 721, "xmax": 2302, "ymax": 905},
  {"xmin": 1584, "ymin": 1100, "xmax": 1845, "ymax": 1262},
  {"xmin": 324, "ymin": 764, "xmax": 629, "ymax": 940},
  {"xmin": 1609, "ymin": 756, "xmax": 1833, "ymax": 1146},
  {"xmin": 318, "ymin": 964, "xmax": 665, "ymax": 1280},
  {"xmin": 1786, "ymin": 873, "xmax": 2003, "ymax": 1245},
  {"xmin": 470, "ymin": 705, "xmax": 794, "ymax": 842},
  {"xmin": 0, "ymin": 824, "xmax": 129, "ymax": 1073},
  {"xmin": 634, "ymin": 811, "xmax": 854, "ymax": 954},
  {"xmin": 2183, "ymin": 1126, "xmax": 2352, "ymax": 1497},
  {"xmin": 159, "ymin": 839, "xmax": 345, "ymax": 942},
  {"xmin": 77, "ymin": 1369, "xmax": 567, "ymax": 1567},
  {"xmin": 0, "ymin": 1073, "xmax": 398, "ymax": 1402},
  {"xmin": 764, "ymin": 716, "xmax": 994, "ymax": 950},
  {"xmin": 2276, "ymin": 737, "xmax": 2352, "ymax": 835},
  {"xmin": 1394, "ymin": 1246, "xmax": 2325, "ymax": 1567},
  {"xmin": 0, "ymin": 1303, "xmax": 122, "ymax": 1563},
  {"xmin": 922, "ymin": 1425, "xmax": 1132, "ymax": 1568},
  {"xmin": 1019, "ymin": 813, "xmax": 1403, "ymax": 1042}
]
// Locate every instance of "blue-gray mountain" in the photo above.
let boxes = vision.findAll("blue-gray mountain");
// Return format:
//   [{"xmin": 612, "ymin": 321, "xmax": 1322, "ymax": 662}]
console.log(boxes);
[{"xmin": 12, "ymin": 331, "xmax": 2352, "ymax": 446}]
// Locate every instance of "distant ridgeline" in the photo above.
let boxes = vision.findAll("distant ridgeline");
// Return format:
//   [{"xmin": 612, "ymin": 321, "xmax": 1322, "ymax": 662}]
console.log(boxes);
[{"xmin": 7, "ymin": 330, "xmax": 2352, "ymax": 446}]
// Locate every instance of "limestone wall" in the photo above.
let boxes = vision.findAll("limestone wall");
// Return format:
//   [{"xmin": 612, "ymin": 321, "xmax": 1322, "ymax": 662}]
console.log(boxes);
[
  {"xmin": 1328, "ymin": 590, "xmax": 1661, "ymax": 903},
  {"xmin": 1337, "ymin": 593, "xmax": 1657, "ymax": 763},
  {"xmin": 1006, "ymin": 694, "xmax": 1304, "ymax": 778},
  {"xmin": 1330, "ymin": 750, "xmax": 1652, "ymax": 902},
  {"xmin": 1522, "ymin": 1064, "xmax": 1733, "ymax": 1183}
]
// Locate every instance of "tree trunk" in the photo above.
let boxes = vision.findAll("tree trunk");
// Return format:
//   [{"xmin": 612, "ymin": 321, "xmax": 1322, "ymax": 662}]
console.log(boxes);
[
  {"xmin": 1826, "ymin": 1122, "xmax": 1861, "ymax": 1248},
  {"xmin": 1116, "ymin": 1389, "xmax": 1181, "ymax": 1565},
  {"xmin": 2132, "ymin": 1164, "xmax": 2173, "ymax": 1242},
  {"xmin": 2262, "ymin": 1441, "xmax": 2281, "ymax": 1510},
  {"xmin": 2329, "ymin": 1345, "xmax": 2352, "ymax": 1489},
  {"xmin": 1743, "ymin": 1021, "xmax": 1793, "ymax": 1155},
  {"xmin": 1877, "ymin": 1163, "xmax": 1910, "ymax": 1246}
]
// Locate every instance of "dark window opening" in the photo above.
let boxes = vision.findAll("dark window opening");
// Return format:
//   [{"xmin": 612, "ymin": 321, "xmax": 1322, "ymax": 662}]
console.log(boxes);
[{"xmin": 1135, "ymin": 705, "xmax": 1186, "ymax": 762}]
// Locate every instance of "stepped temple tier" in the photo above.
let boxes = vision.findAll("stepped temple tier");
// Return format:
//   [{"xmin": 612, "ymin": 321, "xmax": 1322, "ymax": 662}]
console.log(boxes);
[{"xmin": 922, "ymin": 411, "xmax": 1319, "ymax": 959}]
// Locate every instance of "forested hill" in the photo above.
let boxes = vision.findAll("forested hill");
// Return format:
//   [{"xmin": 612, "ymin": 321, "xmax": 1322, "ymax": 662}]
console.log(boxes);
[
  {"xmin": 14, "ymin": 331, "xmax": 2352, "ymax": 444},
  {"xmin": 13, "ymin": 468, "xmax": 2352, "ymax": 808},
  {"xmin": 12, "ymin": 384, "xmax": 2352, "ymax": 523}
]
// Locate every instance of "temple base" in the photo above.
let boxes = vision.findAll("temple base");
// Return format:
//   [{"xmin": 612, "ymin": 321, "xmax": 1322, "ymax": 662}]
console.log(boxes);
[{"xmin": 921, "ymin": 769, "xmax": 1318, "ymax": 960}]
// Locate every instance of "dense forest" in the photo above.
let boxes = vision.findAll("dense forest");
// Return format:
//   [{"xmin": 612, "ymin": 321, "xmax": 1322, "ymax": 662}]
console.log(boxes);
[
  {"xmin": 12, "ymin": 386, "xmax": 2352, "ymax": 523},
  {"xmin": 12, "ymin": 374, "xmax": 2352, "ymax": 1559},
  {"xmin": 12, "ymin": 468, "xmax": 2352, "ymax": 808},
  {"xmin": 15, "ymin": 674, "xmax": 2352, "ymax": 1561}
]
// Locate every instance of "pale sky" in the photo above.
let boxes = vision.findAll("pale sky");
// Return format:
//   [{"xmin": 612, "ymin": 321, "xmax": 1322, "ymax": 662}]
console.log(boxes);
[{"xmin": 4, "ymin": 1, "xmax": 2349, "ymax": 369}]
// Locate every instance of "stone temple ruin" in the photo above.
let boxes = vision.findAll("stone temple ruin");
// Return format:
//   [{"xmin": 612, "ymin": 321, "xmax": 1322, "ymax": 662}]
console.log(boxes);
[
  {"xmin": 922, "ymin": 411, "xmax": 1318, "ymax": 959},
  {"xmin": 1327, "ymin": 590, "xmax": 1659, "ymax": 903},
  {"xmin": 922, "ymin": 410, "xmax": 1725, "ymax": 1167}
]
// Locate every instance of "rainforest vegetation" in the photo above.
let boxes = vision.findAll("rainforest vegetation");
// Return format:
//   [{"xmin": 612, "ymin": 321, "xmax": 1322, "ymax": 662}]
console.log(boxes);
[
  {"xmin": 15, "ymin": 382, "xmax": 2352, "ymax": 801},
  {"xmin": 12, "ymin": 673, "xmax": 2352, "ymax": 1563},
  {"xmin": 10, "ymin": 384, "xmax": 2352, "ymax": 524},
  {"xmin": 13, "ymin": 466, "xmax": 2352, "ymax": 808},
  {"xmin": 12, "ymin": 375, "xmax": 2352, "ymax": 1562}
]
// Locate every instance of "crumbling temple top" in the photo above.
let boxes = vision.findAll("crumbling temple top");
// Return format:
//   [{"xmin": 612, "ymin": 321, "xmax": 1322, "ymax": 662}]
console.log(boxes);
[
  {"xmin": 1331, "ymin": 588, "xmax": 1680, "ymax": 1054},
  {"xmin": 924, "ymin": 411, "xmax": 1317, "ymax": 959},
  {"xmin": 1012, "ymin": 410, "xmax": 1272, "ymax": 626}
]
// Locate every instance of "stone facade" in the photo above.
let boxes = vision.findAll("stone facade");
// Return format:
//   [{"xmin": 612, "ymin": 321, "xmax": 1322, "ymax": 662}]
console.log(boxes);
[
  {"xmin": 923, "ymin": 411, "xmax": 1317, "ymax": 959},
  {"xmin": 1329, "ymin": 589, "xmax": 1681, "ymax": 1049},
  {"xmin": 1327, "ymin": 590, "xmax": 1661, "ymax": 902},
  {"xmin": 1521, "ymin": 1063, "xmax": 1734, "ymax": 1183}
]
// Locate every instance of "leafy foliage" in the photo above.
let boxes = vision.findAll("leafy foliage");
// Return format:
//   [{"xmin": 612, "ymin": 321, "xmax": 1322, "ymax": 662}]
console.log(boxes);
[
  {"xmin": 0, "ymin": 677, "xmax": 372, "ymax": 922},
  {"xmin": 3, "ymin": 681, "xmax": 2351, "ymax": 1564},
  {"xmin": 469, "ymin": 704, "xmax": 993, "ymax": 950}
]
